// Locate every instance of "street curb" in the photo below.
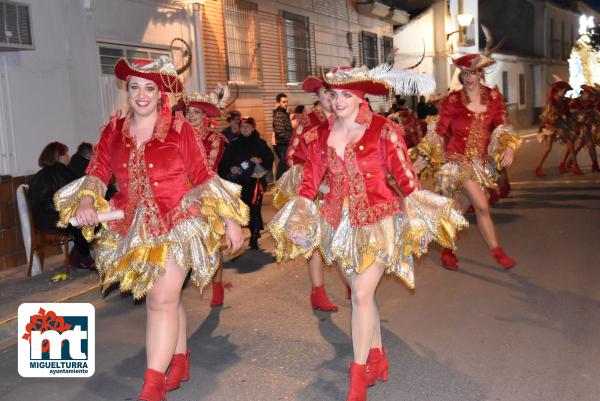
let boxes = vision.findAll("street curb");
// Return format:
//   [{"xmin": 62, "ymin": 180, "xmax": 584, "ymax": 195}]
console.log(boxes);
[{"xmin": 0, "ymin": 282, "xmax": 103, "ymax": 349}]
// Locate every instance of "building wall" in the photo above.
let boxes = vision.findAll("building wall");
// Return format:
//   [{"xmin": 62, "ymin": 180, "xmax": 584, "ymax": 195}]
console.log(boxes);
[{"xmin": 201, "ymin": 0, "xmax": 396, "ymax": 138}]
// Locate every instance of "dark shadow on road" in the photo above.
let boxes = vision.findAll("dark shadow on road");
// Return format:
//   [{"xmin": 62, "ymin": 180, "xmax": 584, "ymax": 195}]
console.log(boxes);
[
  {"xmin": 222, "ymin": 248, "xmax": 275, "ymax": 274},
  {"xmin": 452, "ymin": 268, "xmax": 600, "ymax": 349},
  {"xmin": 185, "ymin": 307, "xmax": 241, "ymax": 400},
  {"xmin": 297, "ymin": 303, "xmax": 487, "ymax": 400}
]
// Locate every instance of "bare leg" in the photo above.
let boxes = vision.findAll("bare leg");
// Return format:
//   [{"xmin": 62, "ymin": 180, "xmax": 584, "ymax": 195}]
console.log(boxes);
[
  {"xmin": 587, "ymin": 142, "xmax": 598, "ymax": 163},
  {"xmin": 308, "ymin": 253, "xmax": 324, "ymax": 287},
  {"xmin": 212, "ymin": 264, "xmax": 223, "ymax": 283},
  {"xmin": 462, "ymin": 179, "xmax": 499, "ymax": 249},
  {"xmin": 536, "ymin": 136, "xmax": 553, "ymax": 167},
  {"xmin": 347, "ymin": 263, "xmax": 386, "ymax": 364},
  {"xmin": 145, "ymin": 256, "xmax": 189, "ymax": 372},
  {"xmin": 174, "ymin": 301, "xmax": 187, "ymax": 354}
]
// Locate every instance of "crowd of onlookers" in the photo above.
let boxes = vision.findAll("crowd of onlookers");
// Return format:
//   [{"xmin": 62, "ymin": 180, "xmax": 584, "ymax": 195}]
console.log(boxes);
[{"xmin": 28, "ymin": 92, "xmax": 439, "ymax": 269}]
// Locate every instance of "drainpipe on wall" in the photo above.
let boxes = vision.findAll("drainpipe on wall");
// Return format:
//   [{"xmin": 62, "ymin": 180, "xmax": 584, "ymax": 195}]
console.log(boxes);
[{"xmin": 192, "ymin": 2, "xmax": 207, "ymax": 93}]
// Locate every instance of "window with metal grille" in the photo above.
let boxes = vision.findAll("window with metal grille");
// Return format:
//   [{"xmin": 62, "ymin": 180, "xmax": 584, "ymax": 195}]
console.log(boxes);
[
  {"xmin": 361, "ymin": 31, "xmax": 378, "ymax": 68},
  {"xmin": 98, "ymin": 45, "xmax": 169, "ymax": 75},
  {"xmin": 282, "ymin": 11, "xmax": 312, "ymax": 83},
  {"xmin": 97, "ymin": 44, "xmax": 169, "ymax": 118},
  {"xmin": 0, "ymin": 0, "xmax": 33, "ymax": 49},
  {"xmin": 502, "ymin": 71, "xmax": 509, "ymax": 102},
  {"xmin": 223, "ymin": 0, "xmax": 261, "ymax": 84},
  {"xmin": 382, "ymin": 36, "xmax": 394, "ymax": 64},
  {"xmin": 519, "ymin": 73, "xmax": 525, "ymax": 105}
]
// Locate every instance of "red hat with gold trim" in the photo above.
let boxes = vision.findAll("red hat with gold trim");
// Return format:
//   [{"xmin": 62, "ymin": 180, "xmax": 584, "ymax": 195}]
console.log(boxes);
[
  {"xmin": 452, "ymin": 53, "xmax": 495, "ymax": 72},
  {"xmin": 452, "ymin": 26, "xmax": 502, "ymax": 73},
  {"xmin": 301, "ymin": 76, "xmax": 328, "ymax": 94},
  {"xmin": 176, "ymin": 84, "xmax": 231, "ymax": 118},
  {"xmin": 114, "ymin": 55, "xmax": 184, "ymax": 93},
  {"xmin": 551, "ymin": 81, "xmax": 572, "ymax": 92},
  {"xmin": 580, "ymin": 84, "xmax": 595, "ymax": 95},
  {"xmin": 322, "ymin": 64, "xmax": 436, "ymax": 98}
]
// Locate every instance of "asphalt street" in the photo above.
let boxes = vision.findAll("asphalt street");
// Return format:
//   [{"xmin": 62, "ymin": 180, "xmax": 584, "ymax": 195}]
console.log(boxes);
[{"xmin": 1, "ymin": 135, "xmax": 599, "ymax": 401}]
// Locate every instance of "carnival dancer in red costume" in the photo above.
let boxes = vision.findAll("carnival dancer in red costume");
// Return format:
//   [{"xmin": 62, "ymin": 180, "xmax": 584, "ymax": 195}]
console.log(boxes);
[
  {"xmin": 272, "ymin": 76, "xmax": 340, "ymax": 311},
  {"xmin": 269, "ymin": 64, "xmax": 467, "ymax": 401},
  {"xmin": 534, "ymin": 81, "xmax": 574, "ymax": 177},
  {"xmin": 54, "ymin": 55, "xmax": 248, "ymax": 401},
  {"xmin": 563, "ymin": 85, "xmax": 600, "ymax": 174},
  {"xmin": 177, "ymin": 88, "xmax": 231, "ymax": 307},
  {"xmin": 413, "ymin": 51, "xmax": 522, "ymax": 271}
]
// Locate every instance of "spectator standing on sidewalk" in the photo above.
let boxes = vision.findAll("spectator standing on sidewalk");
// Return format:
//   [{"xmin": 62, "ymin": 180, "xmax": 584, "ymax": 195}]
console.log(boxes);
[
  {"xmin": 222, "ymin": 110, "xmax": 242, "ymax": 143},
  {"xmin": 272, "ymin": 93, "xmax": 293, "ymax": 179}
]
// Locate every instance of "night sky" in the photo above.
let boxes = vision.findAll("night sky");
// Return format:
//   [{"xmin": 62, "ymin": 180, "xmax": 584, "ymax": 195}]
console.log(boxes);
[{"xmin": 586, "ymin": 0, "xmax": 600, "ymax": 11}]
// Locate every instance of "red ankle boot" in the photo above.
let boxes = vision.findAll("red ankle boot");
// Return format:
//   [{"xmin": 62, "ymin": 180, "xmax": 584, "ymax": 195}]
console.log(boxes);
[
  {"xmin": 565, "ymin": 158, "xmax": 573, "ymax": 169},
  {"xmin": 572, "ymin": 163, "xmax": 584, "ymax": 175},
  {"xmin": 491, "ymin": 246, "xmax": 515, "ymax": 269},
  {"xmin": 559, "ymin": 162, "xmax": 567, "ymax": 174},
  {"xmin": 165, "ymin": 350, "xmax": 190, "ymax": 391},
  {"xmin": 137, "ymin": 369, "xmax": 167, "ymax": 401},
  {"xmin": 346, "ymin": 362, "xmax": 368, "ymax": 401},
  {"xmin": 499, "ymin": 180, "xmax": 511, "ymax": 199},
  {"xmin": 366, "ymin": 347, "xmax": 389, "ymax": 386},
  {"xmin": 211, "ymin": 281, "xmax": 224, "ymax": 307},
  {"xmin": 441, "ymin": 248, "xmax": 459, "ymax": 270},
  {"xmin": 592, "ymin": 161, "xmax": 600, "ymax": 172},
  {"xmin": 534, "ymin": 166, "xmax": 545, "ymax": 177},
  {"xmin": 311, "ymin": 286, "xmax": 338, "ymax": 311}
]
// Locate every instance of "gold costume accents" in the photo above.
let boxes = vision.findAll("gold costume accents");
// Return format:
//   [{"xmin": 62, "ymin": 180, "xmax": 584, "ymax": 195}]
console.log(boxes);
[
  {"xmin": 401, "ymin": 190, "xmax": 468, "ymax": 255},
  {"xmin": 272, "ymin": 165, "xmax": 303, "ymax": 210},
  {"xmin": 96, "ymin": 208, "xmax": 223, "ymax": 300},
  {"xmin": 488, "ymin": 124, "xmax": 523, "ymax": 170},
  {"xmin": 53, "ymin": 175, "xmax": 109, "ymax": 241},
  {"xmin": 54, "ymin": 174, "xmax": 248, "ymax": 299},
  {"xmin": 269, "ymin": 191, "xmax": 467, "ymax": 290},
  {"xmin": 268, "ymin": 196, "xmax": 321, "ymax": 262},
  {"xmin": 182, "ymin": 176, "xmax": 250, "ymax": 228},
  {"xmin": 410, "ymin": 119, "xmax": 444, "ymax": 180},
  {"xmin": 436, "ymin": 159, "xmax": 499, "ymax": 198}
]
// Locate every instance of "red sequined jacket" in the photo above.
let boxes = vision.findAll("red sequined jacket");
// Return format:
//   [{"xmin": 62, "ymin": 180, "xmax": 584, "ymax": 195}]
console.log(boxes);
[
  {"xmin": 193, "ymin": 124, "xmax": 227, "ymax": 171},
  {"xmin": 86, "ymin": 112, "xmax": 214, "ymax": 235},
  {"xmin": 298, "ymin": 110, "xmax": 419, "ymax": 228},
  {"xmin": 436, "ymin": 85, "xmax": 509, "ymax": 162},
  {"xmin": 286, "ymin": 106, "xmax": 327, "ymax": 167}
]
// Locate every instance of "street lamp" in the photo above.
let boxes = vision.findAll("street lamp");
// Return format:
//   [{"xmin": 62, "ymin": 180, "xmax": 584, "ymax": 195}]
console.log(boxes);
[
  {"xmin": 457, "ymin": 12, "xmax": 474, "ymax": 46},
  {"xmin": 446, "ymin": 12, "xmax": 475, "ymax": 47}
]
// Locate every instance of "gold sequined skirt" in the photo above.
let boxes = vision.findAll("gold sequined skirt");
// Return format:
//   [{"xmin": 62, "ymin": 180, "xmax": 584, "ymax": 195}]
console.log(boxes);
[
  {"xmin": 436, "ymin": 158, "xmax": 499, "ymax": 199},
  {"xmin": 269, "ymin": 191, "xmax": 467, "ymax": 290},
  {"xmin": 54, "ymin": 175, "xmax": 249, "ymax": 300},
  {"xmin": 272, "ymin": 164, "xmax": 303, "ymax": 209},
  {"xmin": 96, "ymin": 208, "xmax": 223, "ymax": 300}
]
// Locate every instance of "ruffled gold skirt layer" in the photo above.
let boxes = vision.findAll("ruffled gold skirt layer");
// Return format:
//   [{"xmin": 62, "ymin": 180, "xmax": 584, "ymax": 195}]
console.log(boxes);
[
  {"xmin": 436, "ymin": 158, "xmax": 499, "ymax": 199},
  {"xmin": 272, "ymin": 164, "xmax": 302, "ymax": 209},
  {"xmin": 268, "ymin": 191, "xmax": 467, "ymax": 290},
  {"xmin": 96, "ymin": 208, "xmax": 223, "ymax": 300},
  {"xmin": 54, "ymin": 175, "xmax": 249, "ymax": 300}
]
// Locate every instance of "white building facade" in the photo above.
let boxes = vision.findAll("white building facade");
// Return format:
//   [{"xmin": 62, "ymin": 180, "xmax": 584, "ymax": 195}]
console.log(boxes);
[{"xmin": 393, "ymin": 0, "xmax": 598, "ymax": 129}]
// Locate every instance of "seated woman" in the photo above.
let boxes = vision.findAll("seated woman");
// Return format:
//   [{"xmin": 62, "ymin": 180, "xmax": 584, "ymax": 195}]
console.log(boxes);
[{"xmin": 28, "ymin": 142, "xmax": 93, "ymax": 268}]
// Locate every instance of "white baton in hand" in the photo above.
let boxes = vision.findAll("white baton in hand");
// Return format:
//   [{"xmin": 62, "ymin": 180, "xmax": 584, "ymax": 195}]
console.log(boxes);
[{"xmin": 70, "ymin": 210, "xmax": 125, "ymax": 227}]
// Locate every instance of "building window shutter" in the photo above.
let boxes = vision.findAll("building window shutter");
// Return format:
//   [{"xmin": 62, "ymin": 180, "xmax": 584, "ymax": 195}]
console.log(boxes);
[
  {"xmin": 223, "ymin": 0, "xmax": 261, "ymax": 84},
  {"xmin": 282, "ymin": 11, "xmax": 312, "ymax": 83},
  {"xmin": 361, "ymin": 31, "xmax": 378, "ymax": 68}
]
